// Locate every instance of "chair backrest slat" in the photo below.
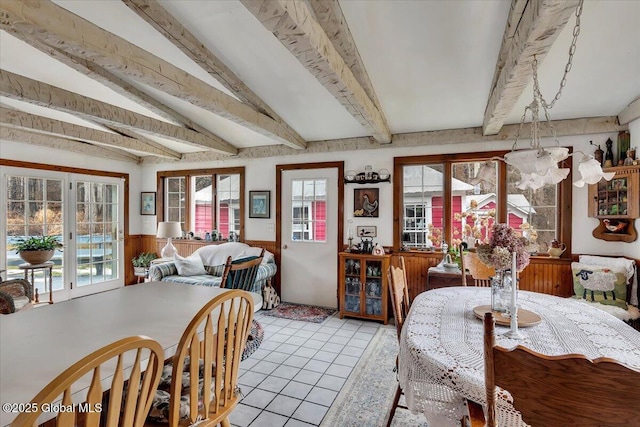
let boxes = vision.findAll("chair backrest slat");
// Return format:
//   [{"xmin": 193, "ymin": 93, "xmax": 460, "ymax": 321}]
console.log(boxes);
[
  {"xmin": 484, "ymin": 312, "xmax": 640, "ymax": 427},
  {"xmin": 220, "ymin": 249, "xmax": 265, "ymax": 292},
  {"xmin": 461, "ymin": 252, "xmax": 494, "ymax": 287},
  {"xmin": 388, "ymin": 257, "xmax": 411, "ymax": 341},
  {"xmin": 11, "ymin": 336, "xmax": 164, "ymax": 427},
  {"xmin": 169, "ymin": 289, "xmax": 254, "ymax": 425}
]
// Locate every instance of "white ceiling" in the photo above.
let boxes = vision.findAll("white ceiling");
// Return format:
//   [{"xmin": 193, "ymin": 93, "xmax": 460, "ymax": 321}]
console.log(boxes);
[{"xmin": 0, "ymin": 0, "xmax": 638, "ymax": 162}]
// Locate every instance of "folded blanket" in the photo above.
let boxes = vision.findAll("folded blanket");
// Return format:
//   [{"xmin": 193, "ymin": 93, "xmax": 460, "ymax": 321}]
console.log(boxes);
[{"xmin": 579, "ymin": 255, "xmax": 638, "ymax": 306}]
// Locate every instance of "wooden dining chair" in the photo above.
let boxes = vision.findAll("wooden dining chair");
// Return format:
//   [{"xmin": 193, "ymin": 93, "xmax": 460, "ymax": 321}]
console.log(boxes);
[
  {"xmin": 384, "ymin": 258, "xmax": 411, "ymax": 427},
  {"xmin": 219, "ymin": 248, "xmax": 265, "ymax": 292},
  {"xmin": 460, "ymin": 251, "xmax": 494, "ymax": 287},
  {"xmin": 466, "ymin": 312, "xmax": 640, "ymax": 427},
  {"xmin": 12, "ymin": 335, "xmax": 164, "ymax": 427},
  {"xmin": 146, "ymin": 289, "xmax": 254, "ymax": 427}
]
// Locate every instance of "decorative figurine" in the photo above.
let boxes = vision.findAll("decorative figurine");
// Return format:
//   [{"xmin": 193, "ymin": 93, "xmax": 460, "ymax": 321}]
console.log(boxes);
[
  {"xmin": 604, "ymin": 138, "xmax": 614, "ymax": 168},
  {"xmin": 590, "ymin": 140, "xmax": 604, "ymax": 166}
]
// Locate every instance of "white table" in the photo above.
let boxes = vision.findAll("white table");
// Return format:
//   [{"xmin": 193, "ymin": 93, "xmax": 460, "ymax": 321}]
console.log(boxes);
[
  {"xmin": 0, "ymin": 282, "xmax": 259, "ymax": 426},
  {"xmin": 398, "ymin": 287, "xmax": 640, "ymax": 427}
]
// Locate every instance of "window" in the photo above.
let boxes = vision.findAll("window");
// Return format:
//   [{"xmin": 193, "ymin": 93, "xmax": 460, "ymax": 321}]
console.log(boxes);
[
  {"xmin": 394, "ymin": 152, "xmax": 571, "ymax": 252},
  {"xmin": 290, "ymin": 179, "xmax": 327, "ymax": 242},
  {"xmin": 158, "ymin": 168, "xmax": 244, "ymax": 239}
]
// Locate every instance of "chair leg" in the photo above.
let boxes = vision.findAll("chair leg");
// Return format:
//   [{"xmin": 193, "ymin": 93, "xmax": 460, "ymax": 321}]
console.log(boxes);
[
  {"xmin": 385, "ymin": 384, "xmax": 402, "ymax": 427},
  {"xmin": 221, "ymin": 417, "xmax": 231, "ymax": 427}
]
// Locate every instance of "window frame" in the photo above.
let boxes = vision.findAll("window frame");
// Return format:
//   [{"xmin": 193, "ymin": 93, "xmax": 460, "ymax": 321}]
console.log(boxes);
[
  {"xmin": 393, "ymin": 151, "xmax": 572, "ymax": 257},
  {"xmin": 156, "ymin": 167, "xmax": 245, "ymax": 237}
]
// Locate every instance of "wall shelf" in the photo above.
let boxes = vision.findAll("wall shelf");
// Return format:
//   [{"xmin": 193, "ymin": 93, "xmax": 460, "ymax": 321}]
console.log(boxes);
[{"xmin": 344, "ymin": 169, "xmax": 391, "ymax": 184}]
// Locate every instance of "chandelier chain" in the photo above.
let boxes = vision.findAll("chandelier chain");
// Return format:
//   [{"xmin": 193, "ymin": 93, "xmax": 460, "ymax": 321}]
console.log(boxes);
[{"xmin": 538, "ymin": 0, "xmax": 584, "ymax": 110}]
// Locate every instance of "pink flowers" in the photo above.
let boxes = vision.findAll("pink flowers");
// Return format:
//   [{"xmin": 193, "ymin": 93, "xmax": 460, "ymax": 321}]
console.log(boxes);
[{"xmin": 477, "ymin": 223, "xmax": 530, "ymax": 272}]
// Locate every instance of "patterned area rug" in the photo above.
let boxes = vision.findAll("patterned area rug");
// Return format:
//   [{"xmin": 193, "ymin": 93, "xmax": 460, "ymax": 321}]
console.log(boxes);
[
  {"xmin": 321, "ymin": 326, "xmax": 431, "ymax": 427},
  {"xmin": 242, "ymin": 320, "xmax": 264, "ymax": 361},
  {"xmin": 261, "ymin": 302, "xmax": 336, "ymax": 323}
]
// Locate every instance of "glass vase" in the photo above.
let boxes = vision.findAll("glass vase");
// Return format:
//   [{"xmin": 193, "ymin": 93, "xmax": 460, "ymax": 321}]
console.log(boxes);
[{"xmin": 491, "ymin": 270, "xmax": 512, "ymax": 313}]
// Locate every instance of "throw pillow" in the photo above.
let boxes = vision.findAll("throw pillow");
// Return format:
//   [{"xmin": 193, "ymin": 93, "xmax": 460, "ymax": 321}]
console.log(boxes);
[
  {"xmin": 571, "ymin": 262, "xmax": 628, "ymax": 309},
  {"xmin": 174, "ymin": 253, "xmax": 207, "ymax": 276}
]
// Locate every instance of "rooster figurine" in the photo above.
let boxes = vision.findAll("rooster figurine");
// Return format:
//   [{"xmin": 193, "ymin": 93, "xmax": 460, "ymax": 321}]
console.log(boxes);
[{"xmin": 362, "ymin": 194, "xmax": 379, "ymax": 217}]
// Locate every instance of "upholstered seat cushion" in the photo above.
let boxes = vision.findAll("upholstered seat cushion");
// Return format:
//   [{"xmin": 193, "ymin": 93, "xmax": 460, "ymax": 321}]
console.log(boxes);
[
  {"xmin": 147, "ymin": 357, "xmax": 217, "ymax": 424},
  {"xmin": 160, "ymin": 274, "xmax": 222, "ymax": 287},
  {"xmin": 12, "ymin": 295, "xmax": 31, "ymax": 312}
]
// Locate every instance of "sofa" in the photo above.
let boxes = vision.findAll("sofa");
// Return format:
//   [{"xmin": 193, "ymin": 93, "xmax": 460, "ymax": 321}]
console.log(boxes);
[{"xmin": 148, "ymin": 242, "xmax": 277, "ymax": 296}]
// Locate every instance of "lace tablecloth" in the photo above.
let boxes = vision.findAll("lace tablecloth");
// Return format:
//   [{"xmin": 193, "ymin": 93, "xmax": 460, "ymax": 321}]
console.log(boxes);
[{"xmin": 398, "ymin": 287, "xmax": 640, "ymax": 426}]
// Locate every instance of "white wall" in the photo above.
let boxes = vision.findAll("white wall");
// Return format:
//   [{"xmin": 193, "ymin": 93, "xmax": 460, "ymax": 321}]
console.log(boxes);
[{"xmin": 2, "ymin": 130, "xmax": 638, "ymax": 258}]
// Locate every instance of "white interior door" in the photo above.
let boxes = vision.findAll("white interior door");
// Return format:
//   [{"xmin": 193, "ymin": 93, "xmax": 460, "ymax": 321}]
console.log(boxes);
[{"xmin": 281, "ymin": 168, "xmax": 338, "ymax": 308}]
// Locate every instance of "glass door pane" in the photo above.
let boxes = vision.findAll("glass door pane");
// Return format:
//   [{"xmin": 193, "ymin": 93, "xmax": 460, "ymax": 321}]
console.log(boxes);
[{"xmin": 72, "ymin": 176, "xmax": 123, "ymax": 297}]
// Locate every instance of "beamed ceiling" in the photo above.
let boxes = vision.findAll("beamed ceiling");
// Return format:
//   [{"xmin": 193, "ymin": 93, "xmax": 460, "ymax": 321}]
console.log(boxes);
[{"xmin": 0, "ymin": 0, "xmax": 638, "ymax": 164}]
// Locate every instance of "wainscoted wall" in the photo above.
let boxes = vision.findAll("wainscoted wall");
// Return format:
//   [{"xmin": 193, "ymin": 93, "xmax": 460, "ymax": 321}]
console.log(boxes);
[{"xmin": 392, "ymin": 252, "xmax": 574, "ymax": 302}]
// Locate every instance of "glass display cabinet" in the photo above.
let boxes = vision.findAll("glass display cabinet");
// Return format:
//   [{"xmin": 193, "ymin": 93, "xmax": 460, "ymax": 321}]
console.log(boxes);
[{"xmin": 339, "ymin": 252, "xmax": 390, "ymax": 324}]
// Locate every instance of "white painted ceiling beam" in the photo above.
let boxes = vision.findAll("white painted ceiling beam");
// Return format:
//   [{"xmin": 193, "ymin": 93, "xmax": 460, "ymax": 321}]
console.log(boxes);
[
  {"xmin": 483, "ymin": 0, "xmax": 581, "ymax": 136},
  {"xmin": 0, "ymin": 107, "xmax": 181, "ymax": 159},
  {"xmin": 145, "ymin": 116, "xmax": 621, "ymax": 164},
  {"xmin": 618, "ymin": 97, "xmax": 640, "ymax": 125},
  {"xmin": 240, "ymin": 0, "xmax": 391, "ymax": 143},
  {"xmin": 306, "ymin": 0, "xmax": 388, "ymax": 136},
  {"xmin": 122, "ymin": 0, "xmax": 306, "ymax": 150},
  {"xmin": 0, "ymin": 0, "xmax": 305, "ymax": 149},
  {"xmin": 0, "ymin": 127, "xmax": 141, "ymax": 163},
  {"xmin": 0, "ymin": 70, "xmax": 236, "ymax": 154}
]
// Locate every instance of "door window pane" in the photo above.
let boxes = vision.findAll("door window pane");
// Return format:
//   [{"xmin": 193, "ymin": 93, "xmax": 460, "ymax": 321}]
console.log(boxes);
[
  {"xmin": 217, "ymin": 174, "xmax": 240, "ymax": 239},
  {"xmin": 291, "ymin": 179, "xmax": 327, "ymax": 242}
]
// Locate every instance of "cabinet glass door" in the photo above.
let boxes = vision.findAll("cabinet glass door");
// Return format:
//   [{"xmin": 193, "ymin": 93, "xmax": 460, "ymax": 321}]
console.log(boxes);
[
  {"xmin": 344, "ymin": 258, "xmax": 361, "ymax": 313},
  {"xmin": 364, "ymin": 260, "xmax": 383, "ymax": 316}
]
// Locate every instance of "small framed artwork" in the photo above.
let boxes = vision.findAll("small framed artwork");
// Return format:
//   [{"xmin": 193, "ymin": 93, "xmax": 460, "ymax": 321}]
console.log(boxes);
[
  {"xmin": 249, "ymin": 191, "xmax": 270, "ymax": 218},
  {"xmin": 141, "ymin": 192, "xmax": 156, "ymax": 216},
  {"xmin": 353, "ymin": 188, "xmax": 379, "ymax": 217},
  {"xmin": 357, "ymin": 226, "xmax": 377, "ymax": 238}
]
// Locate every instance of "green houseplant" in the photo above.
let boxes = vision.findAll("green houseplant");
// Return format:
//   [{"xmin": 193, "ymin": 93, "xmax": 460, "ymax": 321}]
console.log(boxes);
[
  {"xmin": 132, "ymin": 252, "xmax": 158, "ymax": 275},
  {"xmin": 14, "ymin": 235, "xmax": 62, "ymax": 265}
]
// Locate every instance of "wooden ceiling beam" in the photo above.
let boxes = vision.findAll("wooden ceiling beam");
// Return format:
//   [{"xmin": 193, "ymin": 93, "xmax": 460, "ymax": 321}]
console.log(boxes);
[
  {"xmin": 0, "ymin": 107, "xmax": 181, "ymax": 159},
  {"xmin": 307, "ymin": 0, "xmax": 388, "ymax": 137},
  {"xmin": 122, "ymin": 0, "xmax": 306, "ymax": 150},
  {"xmin": 0, "ymin": 127, "xmax": 141, "ymax": 163},
  {"xmin": 0, "ymin": 70, "xmax": 237, "ymax": 155},
  {"xmin": 0, "ymin": 0, "xmax": 305, "ymax": 149},
  {"xmin": 618, "ymin": 96, "xmax": 640, "ymax": 125},
  {"xmin": 483, "ymin": 0, "xmax": 581, "ymax": 136},
  {"xmin": 240, "ymin": 0, "xmax": 391, "ymax": 143},
  {"xmin": 144, "ymin": 116, "xmax": 621, "ymax": 164}
]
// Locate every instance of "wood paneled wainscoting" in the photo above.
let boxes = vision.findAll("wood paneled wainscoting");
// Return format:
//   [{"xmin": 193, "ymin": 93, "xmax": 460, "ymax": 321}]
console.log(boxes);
[
  {"xmin": 129, "ymin": 236, "xmax": 278, "ymax": 285},
  {"xmin": 391, "ymin": 252, "xmax": 575, "ymax": 303}
]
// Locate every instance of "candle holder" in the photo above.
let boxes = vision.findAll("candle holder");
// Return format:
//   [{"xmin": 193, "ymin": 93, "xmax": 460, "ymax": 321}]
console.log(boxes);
[{"xmin": 503, "ymin": 252, "xmax": 524, "ymax": 339}]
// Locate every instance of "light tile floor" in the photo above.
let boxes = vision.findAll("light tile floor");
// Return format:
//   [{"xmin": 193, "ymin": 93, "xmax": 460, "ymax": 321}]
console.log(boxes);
[{"xmin": 231, "ymin": 311, "xmax": 381, "ymax": 427}]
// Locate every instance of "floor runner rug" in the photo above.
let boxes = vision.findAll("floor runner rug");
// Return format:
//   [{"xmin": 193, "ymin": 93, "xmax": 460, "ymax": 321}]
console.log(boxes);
[
  {"xmin": 321, "ymin": 326, "xmax": 429, "ymax": 427},
  {"xmin": 261, "ymin": 302, "xmax": 336, "ymax": 323}
]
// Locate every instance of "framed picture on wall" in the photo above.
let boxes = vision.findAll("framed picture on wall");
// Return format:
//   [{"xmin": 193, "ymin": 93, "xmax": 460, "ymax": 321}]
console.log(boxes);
[
  {"xmin": 249, "ymin": 191, "xmax": 270, "ymax": 218},
  {"xmin": 141, "ymin": 192, "xmax": 156, "ymax": 215},
  {"xmin": 354, "ymin": 188, "xmax": 379, "ymax": 217}
]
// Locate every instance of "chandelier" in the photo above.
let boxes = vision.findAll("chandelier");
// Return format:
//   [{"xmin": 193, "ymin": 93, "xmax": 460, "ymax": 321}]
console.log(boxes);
[{"xmin": 480, "ymin": 0, "xmax": 614, "ymax": 191}]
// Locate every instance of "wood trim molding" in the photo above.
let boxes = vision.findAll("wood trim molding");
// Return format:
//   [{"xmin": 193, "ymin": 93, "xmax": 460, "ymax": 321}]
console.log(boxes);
[
  {"xmin": 618, "ymin": 97, "xmax": 640, "ymax": 125},
  {"xmin": 275, "ymin": 161, "xmax": 345, "ymax": 297}
]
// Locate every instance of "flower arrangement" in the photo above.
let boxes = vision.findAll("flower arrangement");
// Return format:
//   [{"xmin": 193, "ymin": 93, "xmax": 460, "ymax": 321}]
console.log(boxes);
[{"xmin": 477, "ymin": 223, "xmax": 530, "ymax": 272}]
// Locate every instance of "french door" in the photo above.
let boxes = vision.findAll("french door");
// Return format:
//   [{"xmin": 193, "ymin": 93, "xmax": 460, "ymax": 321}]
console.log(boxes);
[{"xmin": 2, "ymin": 167, "xmax": 124, "ymax": 301}]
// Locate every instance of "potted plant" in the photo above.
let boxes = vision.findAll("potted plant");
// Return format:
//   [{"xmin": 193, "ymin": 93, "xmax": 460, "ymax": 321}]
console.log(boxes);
[
  {"xmin": 132, "ymin": 252, "xmax": 158, "ymax": 276},
  {"xmin": 14, "ymin": 235, "xmax": 62, "ymax": 265}
]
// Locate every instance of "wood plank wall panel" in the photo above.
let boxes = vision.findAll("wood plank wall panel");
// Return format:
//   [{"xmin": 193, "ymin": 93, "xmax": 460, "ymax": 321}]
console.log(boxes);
[{"xmin": 391, "ymin": 253, "xmax": 576, "ymax": 302}]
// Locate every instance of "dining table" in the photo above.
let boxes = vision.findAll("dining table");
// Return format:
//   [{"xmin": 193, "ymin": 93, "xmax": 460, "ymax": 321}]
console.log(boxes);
[
  {"xmin": 0, "ymin": 281, "xmax": 259, "ymax": 427},
  {"xmin": 398, "ymin": 287, "xmax": 640, "ymax": 427}
]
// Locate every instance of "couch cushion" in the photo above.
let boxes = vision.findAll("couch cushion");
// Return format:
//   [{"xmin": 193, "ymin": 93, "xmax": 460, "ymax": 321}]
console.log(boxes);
[
  {"xmin": 571, "ymin": 262, "xmax": 628, "ymax": 309},
  {"xmin": 162, "ymin": 275, "xmax": 222, "ymax": 287},
  {"xmin": 149, "ymin": 262, "xmax": 178, "ymax": 281},
  {"xmin": 174, "ymin": 253, "xmax": 207, "ymax": 276}
]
